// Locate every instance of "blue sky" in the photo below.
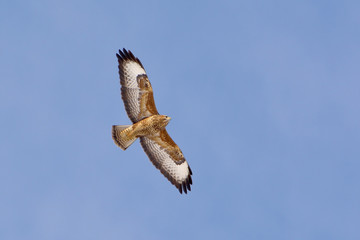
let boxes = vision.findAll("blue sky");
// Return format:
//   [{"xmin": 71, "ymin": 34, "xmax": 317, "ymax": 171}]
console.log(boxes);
[{"xmin": 1, "ymin": 0, "xmax": 360, "ymax": 239}]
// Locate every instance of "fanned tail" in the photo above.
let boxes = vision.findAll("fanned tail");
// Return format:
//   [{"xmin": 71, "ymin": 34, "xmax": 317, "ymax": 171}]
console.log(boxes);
[{"xmin": 112, "ymin": 125, "xmax": 136, "ymax": 150}]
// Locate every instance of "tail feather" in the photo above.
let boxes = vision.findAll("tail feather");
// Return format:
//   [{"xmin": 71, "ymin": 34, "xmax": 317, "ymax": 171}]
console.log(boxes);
[{"xmin": 112, "ymin": 125, "xmax": 137, "ymax": 150}]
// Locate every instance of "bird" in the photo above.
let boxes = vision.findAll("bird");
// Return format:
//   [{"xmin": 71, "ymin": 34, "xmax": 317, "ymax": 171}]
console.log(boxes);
[{"xmin": 112, "ymin": 48, "xmax": 192, "ymax": 194}]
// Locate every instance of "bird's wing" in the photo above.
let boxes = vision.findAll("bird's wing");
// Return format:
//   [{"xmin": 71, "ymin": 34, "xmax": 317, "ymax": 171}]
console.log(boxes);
[
  {"xmin": 116, "ymin": 48, "xmax": 159, "ymax": 123},
  {"xmin": 140, "ymin": 129, "xmax": 192, "ymax": 194}
]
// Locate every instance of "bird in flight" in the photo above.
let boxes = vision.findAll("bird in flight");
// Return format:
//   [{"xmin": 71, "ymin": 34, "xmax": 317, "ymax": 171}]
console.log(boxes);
[{"xmin": 112, "ymin": 49, "xmax": 192, "ymax": 194}]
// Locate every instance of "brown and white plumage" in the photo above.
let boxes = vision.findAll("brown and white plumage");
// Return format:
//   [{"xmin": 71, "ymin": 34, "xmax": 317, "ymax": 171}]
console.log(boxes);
[
  {"xmin": 113, "ymin": 48, "xmax": 192, "ymax": 194},
  {"xmin": 117, "ymin": 49, "xmax": 159, "ymax": 123}
]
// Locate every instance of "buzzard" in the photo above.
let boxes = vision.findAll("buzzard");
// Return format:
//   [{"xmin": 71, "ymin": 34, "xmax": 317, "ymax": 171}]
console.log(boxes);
[{"xmin": 112, "ymin": 49, "xmax": 192, "ymax": 194}]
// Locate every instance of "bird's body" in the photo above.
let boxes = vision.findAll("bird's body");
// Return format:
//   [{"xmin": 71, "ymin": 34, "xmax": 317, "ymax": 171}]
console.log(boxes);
[
  {"xmin": 112, "ymin": 49, "xmax": 192, "ymax": 194},
  {"xmin": 125, "ymin": 115, "xmax": 171, "ymax": 138},
  {"xmin": 112, "ymin": 115, "xmax": 170, "ymax": 150}
]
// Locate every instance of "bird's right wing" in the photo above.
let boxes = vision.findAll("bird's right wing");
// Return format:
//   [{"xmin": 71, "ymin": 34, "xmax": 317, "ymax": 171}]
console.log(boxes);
[{"xmin": 116, "ymin": 49, "xmax": 159, "ymax": 123}]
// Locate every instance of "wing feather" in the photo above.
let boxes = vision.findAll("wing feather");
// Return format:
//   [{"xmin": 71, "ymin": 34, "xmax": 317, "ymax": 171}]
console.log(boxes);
[
  {"xmin": 140, "ymin": 130, "xmax": 192, "ymax": 194},
  {"xmin": 117, "ymin": 49, "xmax": 159, "ymax": 123}
]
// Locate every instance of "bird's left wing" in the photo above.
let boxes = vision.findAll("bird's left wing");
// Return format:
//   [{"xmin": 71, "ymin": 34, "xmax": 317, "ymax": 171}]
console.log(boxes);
[
  {"xmin": 116, "ymin": 49, "xmax": 159, "ymax": 123},
  {"xmin": 140, "ymin": 129, "xmax": 192, "ymax": 194}
]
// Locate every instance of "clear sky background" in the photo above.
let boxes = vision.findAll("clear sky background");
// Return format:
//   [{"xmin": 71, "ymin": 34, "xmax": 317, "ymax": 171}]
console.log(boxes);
[{"xmin": 1, "ymin": 0, "xmax": 360, "ymax": 239}]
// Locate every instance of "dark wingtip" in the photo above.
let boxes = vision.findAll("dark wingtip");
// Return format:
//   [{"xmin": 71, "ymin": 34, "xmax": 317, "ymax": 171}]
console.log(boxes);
[
  {"xmin": 128, "ymin": 50, "xmax": 136, "ymax": 59},
  {"xmin": 116, "ymin": 48, "xmax": 144, "ymax": 69},
  {"xmin": 186, "ymin": 179, "xmax": 191, "ymax": 191},
  {"xmin": 183, "ymin": 182, "xmax": 188, "ymax": 194},
  {"xmin": 118, "ymin": 49, "xmax": 126, "ymax": 59},
  {"xmin": 177, "ymin": 166, "xmax": 193, "ymax": 194},
  {"xmin": 188, "ymin": 175, "xmax": 192, "ymax": 185},
  {"xmin": 116, "ymin": 53, "xmax": 122, "ymax": 62}
]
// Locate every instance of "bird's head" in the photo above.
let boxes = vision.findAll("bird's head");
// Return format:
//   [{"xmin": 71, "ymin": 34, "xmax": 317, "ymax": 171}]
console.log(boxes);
[
  {"xmin": 155, "ymin": 115, "xmax": 171, "ymax": 128},
  {"xmin": 161, "ymin": 115, "xmax": 171, "ymax": 124},
  {"xmin": 148, "ymin": 115, "xmax": 171, "ymax": 130}
]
